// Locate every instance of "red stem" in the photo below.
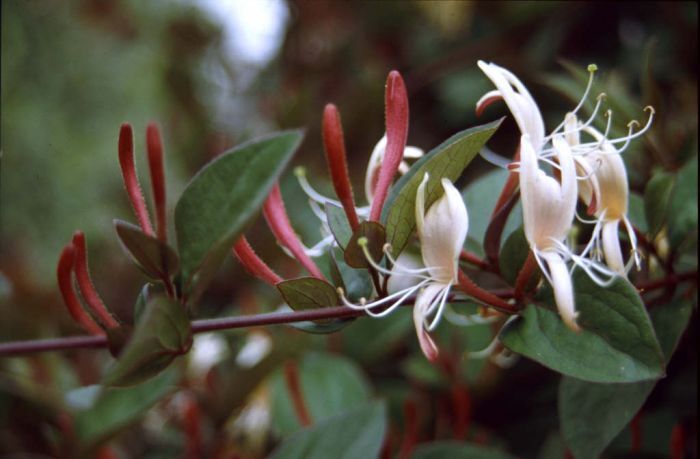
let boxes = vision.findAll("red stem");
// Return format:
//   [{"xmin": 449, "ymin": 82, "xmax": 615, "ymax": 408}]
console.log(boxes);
[
  {"xmin": 232, "ymin": 237, "xmax": 284, "ymax": 286},
  {"xmin": 398, "ymin": 399, "xmax": 418, "ymax": 459},
  {"xmin": 514, "ymin": 251, "xmax": 537, "ymax": 302},
  {"xmin": 118, "ymin": 123, "xmax": 155, "ymax": 236},
  {"xmin": 457, "ymin": 270, "xmax": 518, "ymax": 313},
  {"xmin": 56, "ymin": 245, "xmax": 104, "ymax": 336},
  {"xmin": 669, "ymin": 422, "xmax": 686, "ymax": 459},
  {"xmin": 146, "ymin": 122, "xmax": 168, "ymax": 243},
  {"xmin": 369, "ymin": 70, "xmax": 409, "ymax": 221},
  {"xmin": 322, "ymin": 104, "xmax": 360, "ymax": 231},
  {"xmin": 459, "ymin": 250, "xmax": 491, "ymax": 271},
  {"xmin": 263, "ymin": 183, "xmax": 326, "ymax": 280},
  {"xmin": 71, "ymin": 232, "xmax": 119, "ymax": 329},
  {"xmin": 284, "ymin": 360, "xmax": 312, "ymax": 426}
]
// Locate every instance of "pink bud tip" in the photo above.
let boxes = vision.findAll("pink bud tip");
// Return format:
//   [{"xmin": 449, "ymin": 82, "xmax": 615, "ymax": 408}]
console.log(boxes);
[
  {"xmin": 56, "ymin": 243, "xmax": 103, "ymax": 335},
  {"xmin": 232, "ymin": 237, "xmax": 284, "ymax": 286},
  {"xmin": 118, "ymin": 123, "xmax": 155, "ymax": 237},
  {"xmin": 146, "ymin": 122, "xmax": 168, "ymax": 243},
  {"xmin": 263, "ymin": 183, "xmax": 326, "ymax": 280},
  {"xmin": 369, "ymin": 70, "xmax": 409, "ymax": 221},
  {"xmin": 72, "ymin": 231, "xmax": 119, "ymax": 329},
  {"xmin": 322, "ymin": 104, "xmax": 360, "ymax": 230}
]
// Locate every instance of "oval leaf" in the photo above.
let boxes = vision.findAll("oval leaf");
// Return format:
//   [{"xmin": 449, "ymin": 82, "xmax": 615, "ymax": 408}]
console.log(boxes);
[
  {"xmin": 74, "ymin": 367, "xmax": 178, "ymax": 454},
  {"xmin": 269, "ymin": 400, "xmax": 386, "ymax": 459},
  {"xmin": 270, "ymin": 351, "xmax": 372, "ymax": 436},
  {"xmin": 344, "ymin": 221, "xmax": 386, "ymax": 269},
  {"xmin": 500, "ymin": 271, "xmax": 664, "ymax": 383},
  {"xmin": 277, "ymin": 277, "xmax": 339, "ymax": 311},
  {"xmin": 114, "ymin": 219, "xmax": 180, "ymax": 281},
  {"xmin": 103, "ymin": 295, "xmax": 192, "ymax": 387},
  {"xmin": 175, "ymin": 131, "xmax": 303, "ymax": 299},
  {"xmin": 381, "ymin": 119, "xmax": 502, "ymax": 257},
  {"xmin": 326, "ymin": 202, "xmax": 353, "ymax": 249},
  {"xmin": 558, "ymin": 299, "xmax": 693, "ymax": 459}
]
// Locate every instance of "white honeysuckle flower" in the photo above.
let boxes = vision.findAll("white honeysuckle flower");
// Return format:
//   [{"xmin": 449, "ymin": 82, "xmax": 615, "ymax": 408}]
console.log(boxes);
[
  {"xmin": 339, "ymin": 173, "xmax": 468, "ymax": 361},
  {"xmin": 386, "ymin": 252, "xmax": 425, "ymax": 294},
  {"xmin": 477, "ymin": 60, "xmax": 546, "ymax": 152},
  {"xmin": 568, "ymin": 116, "xmax": 640, "ymax": 274},
  {"xmin": 477, "ymin": 61, "xmax": 655, "ymax": 164},
  {"xmin": 519, "ymin": 134, "xmax": 581, "ymax": 331},
  {"xmin": 293, "ymin": 137, "xmax": 423, "ymax": 257}
]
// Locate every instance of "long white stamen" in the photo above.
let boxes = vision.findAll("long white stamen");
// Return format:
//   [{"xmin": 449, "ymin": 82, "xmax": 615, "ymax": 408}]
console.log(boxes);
[
  {"xmin": 427, "ymin": 283, "xmax": 453, "ymax": 331},
  {"xmin": 547, "ymin": 64, "xmax": 598, "ymax": 138},
  {"xmin": 622, "ymin": 216, "xmax": 642, "ymax": 270},
  {"xmin": 294, "ymin": 167, "xmax": 343, "ymax": 207}
]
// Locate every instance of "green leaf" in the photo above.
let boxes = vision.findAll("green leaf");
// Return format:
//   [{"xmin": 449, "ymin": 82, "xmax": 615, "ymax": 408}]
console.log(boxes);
[
  {"xmin": 500, "ymin": 271, "xmax": 664, "ymax": 383},
  {"xmin": 326, "ymin": 203, "xmax": 353, "ymax": 249},
  {"xmin": 270, "ymin": 352, "xmax": 372, "ymax": 437},
  {"xmin": 103, "ymin": 296, "xmax": 192, "ymax": 387},
  {"xmin": 382, "ymin": 119, "xmax": 502, "ymax": 257},
  {"xmin": 666, "ymin": 155, "xmax": 698, "ymax": 247},
  {"xmin": 462, "ymin": 169, "xmax": 523, "ymax": 255},
  {"xmin": 277, "ymin": 277, "xmax": 339, "ymax": 311},
  {"xmin": 411, "ymin": 441, "xmax": 516, "ymax": 459},
  {"xmin": 344, "ymin": 221, "xmax": 386, "ymax": 269},
  {"xmin": 330, "ymin": 248, "xmax": 373, "ymax": 302},
  {"xmin": 269, "ymin": 400, "xmax": 386, "ymax": 459},
  {"xmin": 558, "ymin": 299, "xmax": 693, "ymax": 459},
  {"xmin": 175, "ymin": 131, "xmax": 303, "ymax": 300},
  {"xmin": 114, "ymin": 219, "xmax": 180, "ymax": 281},
  {"xmin": 74, "ymin": 367, "xmax": 178, "ymax": 454},
  {"xmin": 499, "ymin": 226, "xmax": 530, "ymax": 285},
  {"xmin": 644, "ymin": 170, "xmax": 674, "ymax": 237}
]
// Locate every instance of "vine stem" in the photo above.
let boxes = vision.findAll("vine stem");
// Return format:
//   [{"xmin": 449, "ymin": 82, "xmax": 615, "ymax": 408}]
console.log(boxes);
[{"xmin": 0, "ymin": 271, "xmax": 695, "ymax": 357}]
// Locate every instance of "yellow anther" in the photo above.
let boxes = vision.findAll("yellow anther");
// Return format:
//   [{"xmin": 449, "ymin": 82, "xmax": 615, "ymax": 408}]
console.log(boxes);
[
  {"xmin": 357, "ymin": 237, "xmax": 369, "ymax": 247},
  {"xmin": 293, "ymin": 166, "xmax": 307, "ymax": 177},
  {"xmin": 587, "ymin": 64, "xmax": 598, "ymax": 73}
]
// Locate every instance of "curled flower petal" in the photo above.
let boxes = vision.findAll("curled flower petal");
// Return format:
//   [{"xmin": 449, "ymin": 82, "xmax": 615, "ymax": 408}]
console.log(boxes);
[{"xmin": 540, "ymin": 251, "xmax": 580, "ymax": 332}]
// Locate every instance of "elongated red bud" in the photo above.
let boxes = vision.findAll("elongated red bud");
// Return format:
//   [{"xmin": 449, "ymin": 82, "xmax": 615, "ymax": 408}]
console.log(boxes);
[
  {"xmin": 233, "ymin": 237, "xmax": 284, "ymax": 286},
  {"xmin": 72, "ymin": 232, "xmax": 119, "ymax": 329},
  {"xmin": 146, "ymin": 122, "xmax": 168, "ymax": 243},
  {"xmin": 369, "ymin": 70, "xmax": 409, "ymax": 221},
  {"xmin": 56, "ymin": 245, "xmax": 103, "ymax": 335},
  {"xmin": 322, "ymin": 104, "xmax": 360, "ymax": 230},
  {"xmin": 263, "ymin": 184, "xmax": 326, "ymax": 280},
  {"xmin": 118, "ymin": 123, "xmax": 155, "ymax": 236}
]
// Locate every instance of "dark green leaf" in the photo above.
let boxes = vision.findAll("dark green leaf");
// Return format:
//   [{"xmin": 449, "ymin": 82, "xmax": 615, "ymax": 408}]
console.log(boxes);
[
  {"xmin": 500, "ymin": 271, "xmax": 664, "ymax": 383},
  {"xmin": 74, "ymin": 367, "xmax": 178, "ymax": 454},
  {"xmin": 269, "ymin": 400, "xmax": 385, "ymax": 459},
  {"xmin": 666, "ymin": 155, "xmax": 698, "ymax": 247},
  {"xmin": 270, "ymin": 352, "xmax": 372, "ymax": 437},
  {"xmin": 175, "ymin": 131, "xmax": 303, "ymax": 300},
  {"xmin": 114, "ymin": 220, "xmax": 179, "ymax": 281},
  {"xmin": 382, "ymin": 119, "xmax": 502, "ymax": 257},
  {"xmin": 558, "ymin": 299, "xmax": 693, "ymax": 459},
  {"xmin": 103, "ymin": 296, "xmax": 192, "ymax": 386},
  {"xmin": 344, "ymin": 221, "xmax": 386, "ymax": 269},
  {"xmin": 326, "ymin": 203, "xmax": 353, "ymax": 249},
  {"xmin": 106, "ymin": 325, "xmax": 133, "ymax": 358},
  {"xmin": 499, "ymin": 226, "xmax": 530, "ymax": 285},
  {"xmin": 411, "ymin": 441, "xmax": 516, "ymax": 459},
  {"xmin": 277, "ymin": 277, "xmax": 339, "ymax": 311},
  {"xmin": 644, "ymin": 170, "xmax": 674, "ymax": 237}
]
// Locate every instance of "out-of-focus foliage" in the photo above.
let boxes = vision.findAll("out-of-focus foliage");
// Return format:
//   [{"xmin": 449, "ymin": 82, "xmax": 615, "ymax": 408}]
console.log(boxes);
[{"xmin": 1, "ymin": 1, "xmax": 696, "ymax": 458}]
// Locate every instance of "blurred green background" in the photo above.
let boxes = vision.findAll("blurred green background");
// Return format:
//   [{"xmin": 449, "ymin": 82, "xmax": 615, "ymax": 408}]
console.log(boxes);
[{"xmin": 1, "ymin": 1, "xmax": 696, "ymax": 457}]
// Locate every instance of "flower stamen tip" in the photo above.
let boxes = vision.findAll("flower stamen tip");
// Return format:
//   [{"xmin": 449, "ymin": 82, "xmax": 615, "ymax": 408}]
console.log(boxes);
[
  {"xmin": 587, "ymin": 63, "xmax": 598, "ymax": 73},
  {"xmin": 293, "ymin": 166, "xmax": 306, "ymax": 177},
  {"xmin": 357, "ymin": 236, "xmax": 369, "ymax": 247}
]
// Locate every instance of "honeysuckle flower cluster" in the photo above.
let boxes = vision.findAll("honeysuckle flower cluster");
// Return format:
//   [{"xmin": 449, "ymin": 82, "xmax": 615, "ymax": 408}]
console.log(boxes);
[{"xmin": 477, "ymin": 60, "xmax": 654, "ymax": 331}]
